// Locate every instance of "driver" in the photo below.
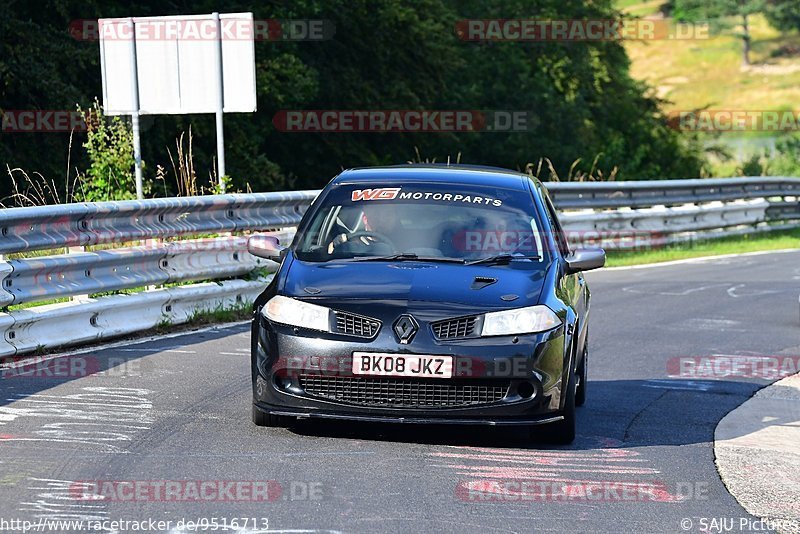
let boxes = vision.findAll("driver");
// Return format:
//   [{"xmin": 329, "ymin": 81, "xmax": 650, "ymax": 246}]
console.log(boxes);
[
  {"xmin": 327, "ymin": 202, "xmax": 403, "ymax": 254},
  {"xmin": 363, "ymin": 201, "xmax": 401, "ymax": 235}
]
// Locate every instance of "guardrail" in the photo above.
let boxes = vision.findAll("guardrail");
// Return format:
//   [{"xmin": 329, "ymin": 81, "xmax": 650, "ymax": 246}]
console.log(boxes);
[
  {"xmin": 560, "ymin": 198, "xmax": 800, "ymax": 250},
  {"xmin": 552, "ymin": 178, "xmax": 800, "ymax": 250},
  {"xmin": 0, "ymin": 192, "xmax": 316, "ymax": 357},
  {"xmin": 0, "ymin": 177, "xmax": 798, "ymax": 357},
  {"xmin": 0, "ymin": 191, "xmax": 316, "ymax": 254},
  {"xmin": 546, "ymin": 177, "xmax": 800, "ymax": 209}
]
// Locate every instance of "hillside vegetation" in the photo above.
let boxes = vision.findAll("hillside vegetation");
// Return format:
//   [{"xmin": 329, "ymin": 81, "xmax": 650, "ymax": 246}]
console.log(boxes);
[{"xmin": 618, "ymin": 1, "xmax": 800, "ymax": 175}]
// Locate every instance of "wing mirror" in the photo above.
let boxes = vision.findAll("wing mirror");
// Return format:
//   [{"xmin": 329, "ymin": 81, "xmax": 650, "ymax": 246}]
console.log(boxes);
[
  {"xmin": 565, "ymin": 248, "xmax": 606, "ymax": 274},
  {"xmin": 247, "ymin": 234, "xmax": 287, "ymax": 263}
]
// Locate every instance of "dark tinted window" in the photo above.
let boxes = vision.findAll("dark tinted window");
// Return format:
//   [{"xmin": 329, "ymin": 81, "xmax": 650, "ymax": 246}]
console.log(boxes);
[{"xmin": 294, "ymin": 183, "xmax": 549, "ymax": 263}]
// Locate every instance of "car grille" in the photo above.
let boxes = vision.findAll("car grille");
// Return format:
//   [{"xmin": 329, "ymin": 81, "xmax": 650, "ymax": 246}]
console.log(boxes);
[
  {"xmin": 334, "ymin": 311, "xmax": 380, "ymax": 338},
  {"xmin": 431, "ymin": 316, "xmax": 478, "ymax": 340},
  {"xmin": 298, "ymin": 375, "xmax": 509, "ymax": 408}
]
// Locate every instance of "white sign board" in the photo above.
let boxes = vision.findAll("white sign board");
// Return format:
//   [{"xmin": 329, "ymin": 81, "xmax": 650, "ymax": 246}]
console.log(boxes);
[{"xmin": 99, "ymin": 13, "xmax": 257, "ymax": 115}]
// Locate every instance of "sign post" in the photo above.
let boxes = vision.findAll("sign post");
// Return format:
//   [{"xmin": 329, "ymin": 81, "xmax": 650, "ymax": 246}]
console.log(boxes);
[
  {"xmin": 98, "ymin": 13, "xmax": 257, "ymax": 198},
  {"xmin": 212, "ymin": 12, "xmax": 226, "ymax": 191},
  {"xmin": 128, "ymin": 18, "xmax": 143, "ymax": 199}
]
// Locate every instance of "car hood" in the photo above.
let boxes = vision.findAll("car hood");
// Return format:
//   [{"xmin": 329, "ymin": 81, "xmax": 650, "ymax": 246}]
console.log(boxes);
[{"xmin": 281, "ymin": 258, "xmax": 549, "ymax": 311}]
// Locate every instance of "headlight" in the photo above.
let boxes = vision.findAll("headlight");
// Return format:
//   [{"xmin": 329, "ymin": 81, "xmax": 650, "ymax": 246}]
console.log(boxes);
[
  {"xmin": 481, "ymin": 305, "xmax": 561, "ymax": 336},
  {"xmin": 262, "ymin": 295, "xmax": 331, "ymax": 332}
]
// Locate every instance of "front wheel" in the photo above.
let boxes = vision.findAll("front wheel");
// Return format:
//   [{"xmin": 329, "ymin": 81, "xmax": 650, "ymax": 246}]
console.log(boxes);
[{"xmin": 543, "ymin": 369, "xmax": 576, "ymax": 444}]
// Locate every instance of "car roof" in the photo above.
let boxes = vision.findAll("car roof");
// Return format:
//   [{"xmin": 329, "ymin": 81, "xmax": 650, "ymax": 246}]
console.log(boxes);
[{"xmin": 333, "ymin": 164, "xmax": 535, "ymax": 192}]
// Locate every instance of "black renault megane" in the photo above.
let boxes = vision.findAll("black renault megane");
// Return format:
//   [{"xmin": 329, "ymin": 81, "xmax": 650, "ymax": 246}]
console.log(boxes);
[{"xmin": 248, "ymin": 165, "xmax": 604, "ymax": 443}]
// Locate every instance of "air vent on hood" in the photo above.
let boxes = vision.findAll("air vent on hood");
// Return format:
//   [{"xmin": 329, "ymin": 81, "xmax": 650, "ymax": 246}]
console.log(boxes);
[{"xmin": 471, "ymin": 276, "xmax": 497, "ymax": 290}]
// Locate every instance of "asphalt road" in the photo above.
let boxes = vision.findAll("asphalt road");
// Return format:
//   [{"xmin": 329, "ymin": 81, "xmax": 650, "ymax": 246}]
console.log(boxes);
[{"xmin": 1, "ymin": 250, "xmax": 799, "ymax": 534}]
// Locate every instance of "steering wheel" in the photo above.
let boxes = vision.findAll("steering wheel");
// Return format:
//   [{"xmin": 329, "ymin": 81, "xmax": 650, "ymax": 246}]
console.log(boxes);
[
  {"xmin": 329, "ymin": 230, "xmax": 396, "ymax": 253},
  {"xmin": 345, "ymin": 230, "xmax": 396, "ymax": 249}
]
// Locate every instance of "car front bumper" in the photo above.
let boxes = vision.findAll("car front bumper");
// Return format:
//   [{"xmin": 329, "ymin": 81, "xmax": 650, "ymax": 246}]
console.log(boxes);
[{"xmin": 252, "ymin": 314, "xmax": 571, "ymax": 425}]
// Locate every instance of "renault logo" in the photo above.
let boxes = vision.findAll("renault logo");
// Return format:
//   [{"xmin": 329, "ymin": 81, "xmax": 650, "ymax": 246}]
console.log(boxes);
[{"xmin": 393, "ymin": 314, "xmax": 419, "ymax": 344}]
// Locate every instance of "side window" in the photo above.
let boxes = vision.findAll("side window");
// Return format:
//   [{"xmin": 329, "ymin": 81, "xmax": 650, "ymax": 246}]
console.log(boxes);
[{"xmin": 544, "ymin": 196, "xmax": 570, "ymax": 257}]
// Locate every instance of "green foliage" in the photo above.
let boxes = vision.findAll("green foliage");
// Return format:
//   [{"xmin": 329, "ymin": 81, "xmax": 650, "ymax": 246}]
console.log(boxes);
[
  {"xmin": 738, "ymin": 153, "xmax": 768, "ymax": 176},
  {"xmin": 213, "ymin": 175, "xmax": 233, "ymax": 195},
  {"xmin": 764, "ymin": 0, "xmax": 800, "ymax": 32},
  {"xmin": 444, "ymin": 0, "xmax": 704, "ymax": 179},
  {"xmin": 673, "ymin": 0, "xmax": 765, "ymax": 65},
  {"xmin": 186, "ymin": 300, "xmax": 253, "ymax": 325},
  {"xmin": 673, "ymin": 0, "xmax": 800, "ymax": 65},
  {"xmin": 723, "ymin": 134, "xmax": 800, "ymax": 177},
  {"xmin": 78, "ymin": 100, "xmax": 142, "ymax": 201},
  {"xmin": 0, "ymin": 0, "xmax": 706, "ymax": 199},
  {"xmin": 673, "ymin": 0, "xmax": 765, "ymax": 21},
  {"xmin": 0, "ymin": 0, "xmax": 101, "ymax": 194},
  {"xmin": 605, "ymin": 227, "xmax": 800, "ymax": 267},
  {"xmin": 768, "ymin": 134, "xmax": 800, "ymax": 175}
]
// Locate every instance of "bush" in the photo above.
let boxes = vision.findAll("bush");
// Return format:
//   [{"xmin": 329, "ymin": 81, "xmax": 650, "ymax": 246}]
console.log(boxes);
[
  {"xmin": 78, "ymin": 100, "xmax": 148, "ymax": 201},
  {"xmin": 769, "ymin": 135, "xmax": 800, "ymax": 176}
]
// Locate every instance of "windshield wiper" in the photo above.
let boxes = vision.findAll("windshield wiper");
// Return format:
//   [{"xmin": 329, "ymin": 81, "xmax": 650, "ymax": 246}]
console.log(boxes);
[
  {"xmin": 466, "ymin": 253, "xmax": 541, "ymax": 266},
  {"xmin": 350, "ymin": 253, "xmax": 464, "ymax": 264}
]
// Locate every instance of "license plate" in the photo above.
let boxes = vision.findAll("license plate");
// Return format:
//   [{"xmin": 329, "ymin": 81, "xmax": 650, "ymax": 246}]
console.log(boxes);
[{"xmin": 352, "ymin": 352, "xmax": 453, "ymax": 379}]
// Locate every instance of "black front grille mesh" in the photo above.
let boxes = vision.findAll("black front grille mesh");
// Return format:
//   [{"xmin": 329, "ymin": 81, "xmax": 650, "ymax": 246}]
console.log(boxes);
[
  {"xmin": 334, "ymin": 312, "xmax": 380, "ymax": 338},
  {"xmin": 298, "ymin": 375, "xmax": 509, "ymax": 408},
  {"xmin": 431, "ymin": 316, "xmax": 478, "ymax": 339}
]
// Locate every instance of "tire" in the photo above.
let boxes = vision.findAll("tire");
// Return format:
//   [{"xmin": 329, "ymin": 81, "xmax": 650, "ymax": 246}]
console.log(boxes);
[
  {"xmin": 575, "ymin": 343, "xmax": 588, "ymax": 407},
  {"xmin": 545, "ymin": 368, "xmax": 576, "ymax": 445},
  {"xmin": 252, "ymin": 404, "xmax": 291, "ymax": 427}
]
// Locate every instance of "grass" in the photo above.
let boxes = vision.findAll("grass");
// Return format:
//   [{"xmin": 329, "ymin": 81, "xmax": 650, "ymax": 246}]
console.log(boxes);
[
  {"xmin": 4, "ymin": 287, "xmax": 147, "ymax": 311},
  {"xmin": 6, "ymin": 297, "xmax": 72, "ymax": 311},
  {"xmin": 622, "ymin": 12, "xmax": 800, "ymax": 114},
  {"xmin": 193, "ymin": 301, "xmax": 253, "ymax": 324},
  {"xmin": 604, "ymin": 227, "xmax": 800, "ymax": 267},
  {"xmin": 616, "ymin": 2, "xmax": 800, "ymax": 171},
  {"xmin": 618, "ymin": 0, "xmax": 663, "ymax": 18},
  {"xmin": 155, "ymin": 300, "xmax": 254, "ymax": 334}
]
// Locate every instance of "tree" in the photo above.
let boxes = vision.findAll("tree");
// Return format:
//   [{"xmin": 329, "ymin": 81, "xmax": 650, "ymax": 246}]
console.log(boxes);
[
  {"xmin": 0, "ymin": 0, "xmax": 705, "ymax": 202},
  {"xmin": 764, "ymin": 0, "xmax": 800, "ymax": 32},
  {"xmin": 674, "ymin": 0, "xmax": 766, "ymax": 66}
]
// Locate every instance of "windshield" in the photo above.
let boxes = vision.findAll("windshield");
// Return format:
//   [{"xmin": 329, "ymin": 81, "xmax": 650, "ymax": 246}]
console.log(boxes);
[{"xmin": 293, "ymin": 182, "xmax": 548, "ymax": 263}]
